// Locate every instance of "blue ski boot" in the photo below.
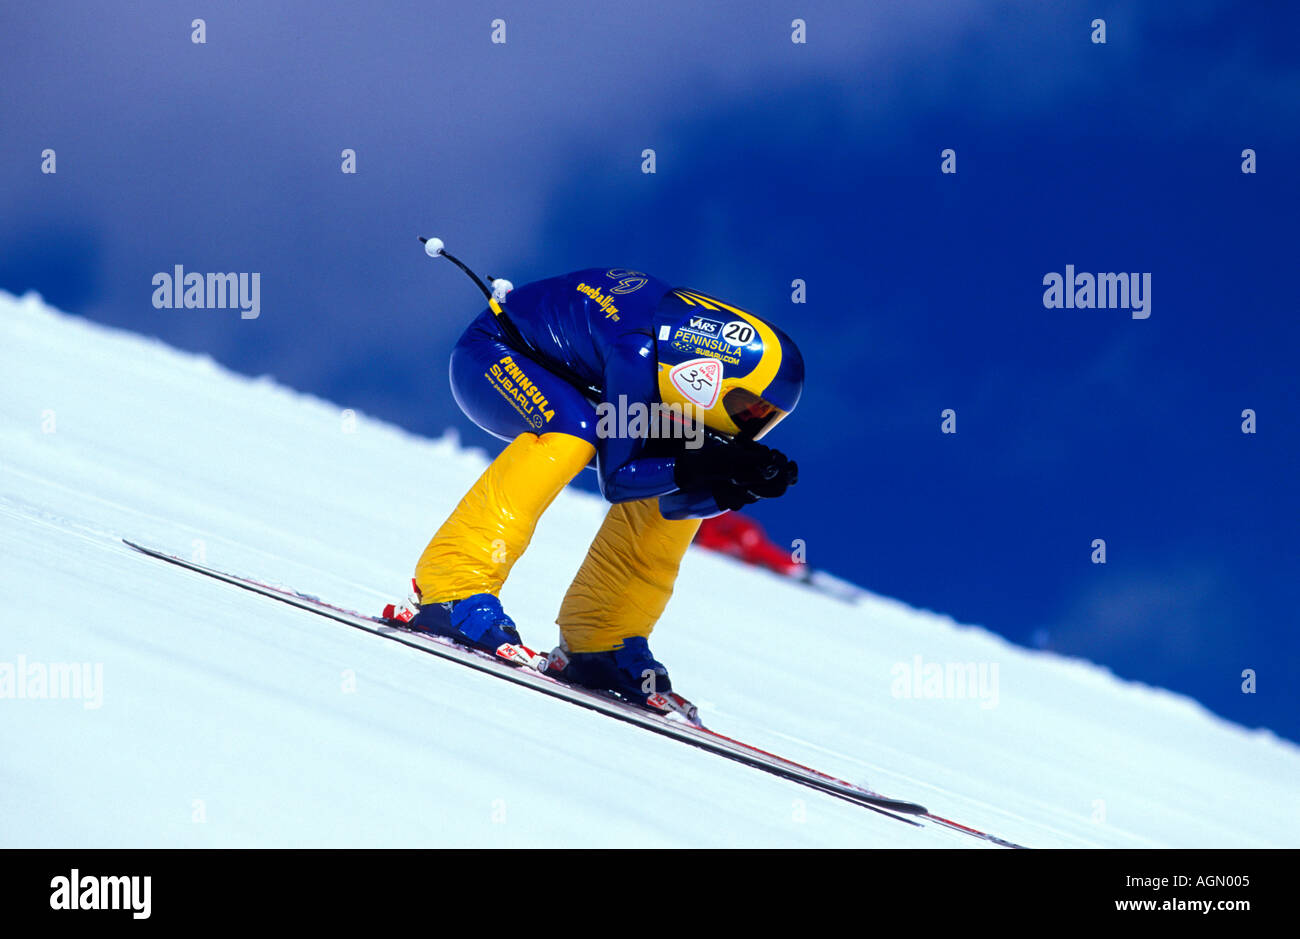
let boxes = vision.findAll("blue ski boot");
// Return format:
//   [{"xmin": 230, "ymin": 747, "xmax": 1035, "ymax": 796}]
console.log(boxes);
[
  {"xmin": 547, "ymin": 637, "xmax": 699, "ymax": 723},
  {"xmin": 564, "ymin": 636, "xmax": 671, "ymax": 696},
  {"xmin": 382, "ymin": 585, "xmax": 545, "ymax": 668},
  {"xmin": 407, "ymin": 593, "xmax": 523, "ymax": 653}
]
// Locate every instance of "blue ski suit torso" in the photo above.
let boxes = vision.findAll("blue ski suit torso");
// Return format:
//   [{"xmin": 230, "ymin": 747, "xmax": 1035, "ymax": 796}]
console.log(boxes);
[{"xmin": 448, "ymin": 267, "xmax": 720, "ymax": 519}]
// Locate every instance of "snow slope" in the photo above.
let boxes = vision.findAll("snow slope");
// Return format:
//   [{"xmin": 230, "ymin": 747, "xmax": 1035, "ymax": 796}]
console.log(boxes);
[{"xmin": 1, "ymin": 290, "xmax": 1296, "ymax": 848}]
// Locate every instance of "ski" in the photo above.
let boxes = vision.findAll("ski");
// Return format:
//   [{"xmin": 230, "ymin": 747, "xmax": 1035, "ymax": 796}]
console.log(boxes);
[{"xmin": 122, "ymin": 539, "xmax": 1025, "ymax": 845}]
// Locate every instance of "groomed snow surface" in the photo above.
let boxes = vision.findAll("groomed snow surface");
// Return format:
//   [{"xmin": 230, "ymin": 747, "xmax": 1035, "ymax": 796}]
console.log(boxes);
[{"xmin": 1, "ymin": 291, "xmax": 1296, "ymax": 848}]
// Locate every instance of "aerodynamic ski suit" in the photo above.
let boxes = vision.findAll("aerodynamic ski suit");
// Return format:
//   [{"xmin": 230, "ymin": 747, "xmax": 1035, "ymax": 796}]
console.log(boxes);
[{"xmin": 414, "ymin": 267, "xmax": 802, "ymax": 653}]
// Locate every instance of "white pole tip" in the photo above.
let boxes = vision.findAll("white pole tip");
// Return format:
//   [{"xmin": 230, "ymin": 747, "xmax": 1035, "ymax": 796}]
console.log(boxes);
[{"xmin": 424, "ymin": 237, "xmax": 445, "ymax": 258}]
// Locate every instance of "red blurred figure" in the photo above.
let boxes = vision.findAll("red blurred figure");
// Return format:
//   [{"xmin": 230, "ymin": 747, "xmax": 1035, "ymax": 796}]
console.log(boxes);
[{"xmin": 695, "ymin": 512, "xmax": 803, "ymax": 577}]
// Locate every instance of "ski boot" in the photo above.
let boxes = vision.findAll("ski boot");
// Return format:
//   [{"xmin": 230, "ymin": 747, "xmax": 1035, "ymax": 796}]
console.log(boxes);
[
  {"xmin": 545, "ymin": 636, "xmax": 700, "ymax": 724},
  {"xmin": 383, "ymin": 583, "xmax": 545, "ymax": 669}
]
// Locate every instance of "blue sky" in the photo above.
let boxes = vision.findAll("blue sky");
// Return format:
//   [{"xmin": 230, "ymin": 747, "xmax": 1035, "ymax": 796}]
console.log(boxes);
[{"xmin": 3, "ymin": 0, "xmax": 1296, "ymax": 740}]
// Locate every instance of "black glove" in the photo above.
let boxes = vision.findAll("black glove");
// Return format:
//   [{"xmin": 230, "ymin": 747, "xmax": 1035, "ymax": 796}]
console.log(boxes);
[
  {"xmin": 674, "ymin": 440, "xmax": 790, "ymax": 491},
  {"xmin": 745, "ymin": 458, "xmax": 798, "ymax": 499},
  {"xmin": 711, "ymin": 481, "xmax": 760, "ymax": 512}
]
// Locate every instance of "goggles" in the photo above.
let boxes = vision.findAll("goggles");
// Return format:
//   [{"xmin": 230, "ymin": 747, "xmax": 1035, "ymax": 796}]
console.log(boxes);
[{"xmin": 722, "ymin": 387, "xmax": 788, "ymax": 441}]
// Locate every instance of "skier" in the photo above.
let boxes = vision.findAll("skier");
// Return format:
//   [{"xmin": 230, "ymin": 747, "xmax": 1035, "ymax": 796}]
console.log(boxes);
[
  {"xmin": 695, "ymin": 512, "xmax": 804, "ymax": 578},
  {"xmin": 401, "ymin": 255, "xmax": 803, "ymax": 712}
]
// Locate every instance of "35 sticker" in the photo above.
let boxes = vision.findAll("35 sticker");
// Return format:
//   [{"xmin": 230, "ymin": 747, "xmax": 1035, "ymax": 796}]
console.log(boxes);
[{"xmin": 669, "ymin": 357, "xmax": 723, "ymax": 408}]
